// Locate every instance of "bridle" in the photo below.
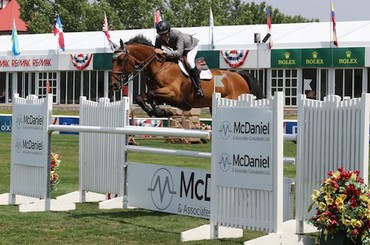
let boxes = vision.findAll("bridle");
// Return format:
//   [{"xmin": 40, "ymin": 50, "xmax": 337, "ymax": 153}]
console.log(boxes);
[{"xmin": 111, "ymin": 45, "xmax": 158, "ymax": 90}]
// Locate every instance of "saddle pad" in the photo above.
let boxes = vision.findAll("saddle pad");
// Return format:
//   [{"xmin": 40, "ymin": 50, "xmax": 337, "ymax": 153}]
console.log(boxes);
[{"xmin": 178, "ymin": 61, "xmax": 212, "ymax": 80}]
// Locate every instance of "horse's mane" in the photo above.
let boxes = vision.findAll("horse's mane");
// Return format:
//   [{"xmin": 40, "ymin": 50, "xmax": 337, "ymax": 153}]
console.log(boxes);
[{"xmin": 125, "ymin": 35, "xmax": 153, "ymax": 47}]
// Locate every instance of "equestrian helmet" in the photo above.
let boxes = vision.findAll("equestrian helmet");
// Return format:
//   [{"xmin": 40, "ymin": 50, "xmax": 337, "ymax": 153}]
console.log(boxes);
[{"xmin": 156, "ymin": 21, "xmax": 171, "ymax": 35}]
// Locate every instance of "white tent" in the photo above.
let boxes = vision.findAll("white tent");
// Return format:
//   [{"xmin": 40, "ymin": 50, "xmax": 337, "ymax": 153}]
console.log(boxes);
[{"xmin": 1, "ymin": 20, "xmax": 370, "ymax": 56}]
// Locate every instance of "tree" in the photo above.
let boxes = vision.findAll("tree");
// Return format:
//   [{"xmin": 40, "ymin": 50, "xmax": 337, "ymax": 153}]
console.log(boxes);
[
  {"xmin": 160, "ymin": 0, "xmax": 318, "ymax": 27},
  {"xmin": 17, "ymin": 0, "xmax": 55, "ymax": 33},
  {"xmin": 17, "ymin": 0, "xmax": 121, "ymax": 33},
  {"xmin": 106, "ymin": 0, "xmax": 164, "ymax": 29},
  {"xmin": 17, "ymin": 0, "xmax": 318, "ymax": 34}
]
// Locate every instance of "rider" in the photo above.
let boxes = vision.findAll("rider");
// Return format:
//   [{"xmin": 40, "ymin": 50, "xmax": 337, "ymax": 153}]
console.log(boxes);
[{"xmin": 154, "ymin": 20, "xmax": 204, "ymax": 98}]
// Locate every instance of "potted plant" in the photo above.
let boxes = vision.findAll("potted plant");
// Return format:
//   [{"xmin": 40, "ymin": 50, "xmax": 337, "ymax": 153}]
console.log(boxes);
[{"xmin": 308, "ymin": 168, "xmax": 370, "ymax": 245}]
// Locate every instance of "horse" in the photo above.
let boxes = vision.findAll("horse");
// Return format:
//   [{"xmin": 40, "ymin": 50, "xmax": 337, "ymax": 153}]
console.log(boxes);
[{"xmin": 111, "ymin": 35, "xmax": 263, "ymax": 117}]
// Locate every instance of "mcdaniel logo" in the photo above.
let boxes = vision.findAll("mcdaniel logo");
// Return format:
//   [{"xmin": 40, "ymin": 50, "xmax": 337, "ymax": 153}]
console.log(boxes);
[
  {"xmin": 218, "ymin": 152, "xmax": 270, "ymax": 173},
  {"xmin": 218, "ymin": 120, "xmax": 270, "ymax": 140},
  {"xmin": 15, "ymin": 113, "xmax": 44, "ymax": 129},
  {"xmin": 218, "ymin": 153, "xmax": 232, "ymax": 172},
  {"xmin": 14, "ymin": 138, "xmax": 43, "ymax": 154},
  {"xmin": 147, "ymin": 168, "xmax": 176, "ymax": 210},
  {"xmin": 218, "ymin": 121, "xmax": 232, "ymax": 140}
]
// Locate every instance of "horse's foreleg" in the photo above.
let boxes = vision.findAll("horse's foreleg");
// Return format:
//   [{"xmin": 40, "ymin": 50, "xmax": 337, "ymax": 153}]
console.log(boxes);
[
  {"xmin": 146, "ymin": 90, "xmax": 174, "ymax": 118},
  {"xmin": 136, "ymin": 94, "xmax": 155, "ymax": 117},
  {"xmin": 148, "ymin": 88, "xmax": 178, "ymax": 102}
]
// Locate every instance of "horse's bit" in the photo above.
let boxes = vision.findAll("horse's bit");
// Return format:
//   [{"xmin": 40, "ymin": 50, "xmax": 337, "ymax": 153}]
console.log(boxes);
[{"xmin": 112, "ymin": 46, "xmax": 158, "ymax": 88}]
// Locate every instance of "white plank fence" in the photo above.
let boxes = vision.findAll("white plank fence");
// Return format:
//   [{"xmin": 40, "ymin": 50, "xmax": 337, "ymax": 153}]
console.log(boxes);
[{"xmin": 295, "ymin": 94, "xmax": 370, "ymax": 233}]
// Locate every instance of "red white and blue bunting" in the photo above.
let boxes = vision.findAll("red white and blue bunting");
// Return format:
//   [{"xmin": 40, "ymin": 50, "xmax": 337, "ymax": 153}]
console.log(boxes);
[
  {"xmin": 220, "ymin": 50, "xmax": 249, "ymax": 68},
  {"xmin": 135, "ymin": 119, "xmax": 163, "ymax": 127},
  {"xmin": 70, "ymin": 54, "xmax": 93, "ymax": 70}
]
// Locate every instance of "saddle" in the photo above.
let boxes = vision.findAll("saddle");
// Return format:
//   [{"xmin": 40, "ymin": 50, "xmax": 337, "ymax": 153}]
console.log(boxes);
[
  {"xmin": 179, "ymin": 57, "xmax": 212, "ymax": 80},
  {"xmin": 160, "ymin": 45, "xmax": 212, "ymax": 80}
]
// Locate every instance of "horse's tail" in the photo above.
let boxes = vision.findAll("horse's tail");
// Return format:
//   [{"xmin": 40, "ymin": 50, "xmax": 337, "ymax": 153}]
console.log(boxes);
[{"xmin": 238, "ymin": 70, "xmax": 264, "ymax": 99}]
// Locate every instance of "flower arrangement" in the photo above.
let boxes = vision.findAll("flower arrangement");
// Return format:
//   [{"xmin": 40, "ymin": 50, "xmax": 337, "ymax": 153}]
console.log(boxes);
[
  {"xmin": 308, "ymin": 167, "xmax": 370, "ymax": 243},
  {"xmin": 50, "ymin": 152, "xmax": 61, "ymax": 191}
]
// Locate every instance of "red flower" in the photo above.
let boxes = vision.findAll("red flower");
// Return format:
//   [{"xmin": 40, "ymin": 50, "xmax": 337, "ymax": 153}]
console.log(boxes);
[
  {"xmin": 350, "ymin": 196, "xmax": 358, "ymax": 209},
  {"xmin": 331, "ymin": 180, "xmax": 339, "ymax": 189},
  {"xmin": 309, "ymin": 168, "xmax": 370, "ymax": 242}
]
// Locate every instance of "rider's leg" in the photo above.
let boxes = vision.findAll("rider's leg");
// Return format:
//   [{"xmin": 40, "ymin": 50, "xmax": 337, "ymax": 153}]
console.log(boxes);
[
  {"xmin": 189, "ymin": 68, "xmax": 204, "ymax": 97},
  {"xmin": 187, "ymin": 46, "xmax": 204, "ymax": 97}
]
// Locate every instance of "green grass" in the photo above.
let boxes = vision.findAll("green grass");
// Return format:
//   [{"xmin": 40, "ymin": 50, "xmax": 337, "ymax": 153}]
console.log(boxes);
[
  {"xmin": 0, "ymin": 109, "xmax": 79, "ymax": 116},
  {"xmin": 0, "ymin": 132, "xmax": 299, "ymax": 244}
]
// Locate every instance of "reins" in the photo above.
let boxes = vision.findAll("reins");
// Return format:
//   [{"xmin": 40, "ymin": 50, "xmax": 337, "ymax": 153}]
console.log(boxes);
[{"xmin": 113, "ymin": 45, "xmax": 171, "ymax": 87}]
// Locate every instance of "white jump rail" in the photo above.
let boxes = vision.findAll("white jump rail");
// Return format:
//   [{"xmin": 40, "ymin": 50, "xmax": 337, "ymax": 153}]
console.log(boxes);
[
  {"xmin": 49, "ymin": 125, "xmax": 210, "ymax": 138},
  {"xmin": 125, "ymin": 145, "xmax": 212, "ymax": 158}
]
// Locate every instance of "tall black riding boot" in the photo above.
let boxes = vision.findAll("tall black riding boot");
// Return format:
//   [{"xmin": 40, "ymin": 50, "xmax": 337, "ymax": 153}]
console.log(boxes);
[{"xmin": 190, "ymin": 68, "xmax": 204, "ymax": 97}]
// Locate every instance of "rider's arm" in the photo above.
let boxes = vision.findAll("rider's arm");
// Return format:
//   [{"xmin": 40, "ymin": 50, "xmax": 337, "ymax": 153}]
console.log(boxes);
[
  {"xmin": 154, "ymin": 36, "xmax": 161, "ymax": 48},
  {"xmin": 154, "ymin": 36, "xmax": 166, "ymax": 55},
  {"xmin": 164, "ymin": 30, "xmax": 185, "ymax": 58}
]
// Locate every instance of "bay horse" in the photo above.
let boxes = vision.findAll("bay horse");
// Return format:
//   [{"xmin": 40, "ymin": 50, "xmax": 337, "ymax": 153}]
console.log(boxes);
[{"xmin": 111, "ymin": 35, "xmax": 263, "ymax": 117}]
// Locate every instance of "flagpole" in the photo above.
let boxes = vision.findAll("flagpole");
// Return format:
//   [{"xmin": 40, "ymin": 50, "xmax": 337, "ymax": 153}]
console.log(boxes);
[
  {"xmin": 209, "ymin": 7, "xmax": 214, "ymax": 50},
  {"xmin": 329, "ymin": 0, "xmax": 334, "ymax": 95},
  {"xmin": 153, "ymin": 9, "xmax": 157, "ymax": 43},
  {"xmin": 209, "ymin": 7, "xmax": 211, "ymax": 50},
  {"xmin": 103, "ymin": 12, "xmax": 106, "ymax": 52},
  {"xmin": 330, "ymin": 0, "xmax": 333, "ymax": 49}
]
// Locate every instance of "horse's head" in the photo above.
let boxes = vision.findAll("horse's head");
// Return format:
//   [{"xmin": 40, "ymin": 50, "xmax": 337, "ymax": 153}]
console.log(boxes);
[
  {"xmin": 110, "ymin": 35, "xmax": 157, "ymax": 92},
  {"xmin": 110, "ymin": 39, "xmax": 136, "ymax": 91}
]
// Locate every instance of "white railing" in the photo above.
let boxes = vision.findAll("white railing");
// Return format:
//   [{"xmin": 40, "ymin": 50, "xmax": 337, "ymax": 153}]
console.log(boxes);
[
  {"xmin": 210, "ymin": 92, "xmax": 284, "ymax": 235},
  {"xmin": 295, "ymin": 94, "xmax": 370, "ymax": 233},
  {"xmin": 54, "ymin": 97, "xmax": 211, "ymax": 207}
]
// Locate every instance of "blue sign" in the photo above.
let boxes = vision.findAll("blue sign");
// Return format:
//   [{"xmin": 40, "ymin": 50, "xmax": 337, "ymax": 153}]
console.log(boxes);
[
  {"xmin": 285, "ymin": 121, "xmax": 298, "ymax": 134},
  {"xmin": 0, "ymin": 115, "xmax": 12, "ymax": 132},
  {"xmin": 59, "ymin": 117, "xmax": 79, "ymax": 135}
]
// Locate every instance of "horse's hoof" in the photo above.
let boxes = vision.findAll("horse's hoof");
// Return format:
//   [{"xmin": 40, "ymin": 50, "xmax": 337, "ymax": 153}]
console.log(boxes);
[
  {"xmin": 165, "ymin": 110, "xmax": 173, "ymax": 117},
  {"xmin": 153, "ymin": 107, "xmax": 165, "ymax": 117},
  {"xmin": 147, "ymin": 110, "xmax": 154, "ymax": 117}
]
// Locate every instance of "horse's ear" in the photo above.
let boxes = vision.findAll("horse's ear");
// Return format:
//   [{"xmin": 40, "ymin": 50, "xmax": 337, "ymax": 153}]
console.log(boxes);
[
  {"xmin": 120, "ymin": 39, "xmax": 124, "ymax": 48},
  {"xmin": 111, "ymin": 41, "xmax": 119, "ymax": 50}
]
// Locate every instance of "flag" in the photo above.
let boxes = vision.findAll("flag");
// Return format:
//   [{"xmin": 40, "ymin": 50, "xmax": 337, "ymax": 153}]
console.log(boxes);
[
  {"xmin": 209, "ymin": 7, "xmax": 215, "ymax": 50},
  {"xmin": 331, "ymin": 1, "xmax": 338, "ymax": 47},
  {"xmin": 102, "ymin": 12, "xmax": 114, "ymax": 50},
  {"xmin": 11, "ymin": 19, "xmax": 20, "ymax": 56},
  {"xmin": 54, "ymin": 15, "xmax": 65, "ymax": 51},
  {"xmin": 153, "ymin": 9, "xmax": 163, "ymax": 42},
  {"xmin": 266, "ymin": 5, "xmax": 272, "ymax": 49},
  {"xmin": 154, "ymin": 9, "xmax": 162, "ymax": 28},
  {"xmin": 102, "ymin": 12, "xmax": 111, "ymax": 42}
]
